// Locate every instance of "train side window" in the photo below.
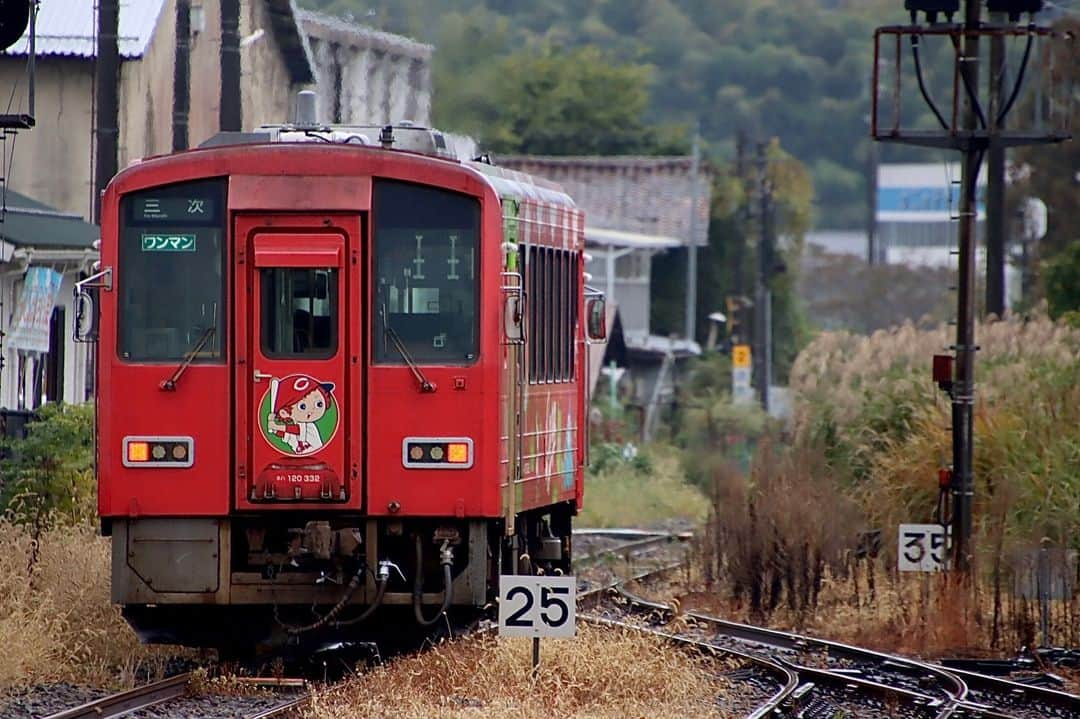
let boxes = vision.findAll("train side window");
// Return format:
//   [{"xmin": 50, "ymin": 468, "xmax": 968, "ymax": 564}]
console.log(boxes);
[
  {"xmin": 261, "ymin": 268, "xmax": 338, "ymax": 358},
  {"xmin": 557, "ymin": 248, "xmax": 565, "ymax": 380},
  {"xmin": 569, "ymin": 253, "xmax": 579, "ymax": 379}
]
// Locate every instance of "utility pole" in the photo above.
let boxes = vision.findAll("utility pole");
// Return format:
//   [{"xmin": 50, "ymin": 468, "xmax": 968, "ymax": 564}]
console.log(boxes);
[
  {"xmin": 733, "ymin": 130, "xmax": 748, "ymax": 297},
  {"xmin": 986, "ymin": 11, "xmax": 1007, "ymax": 316},
  {"xmin": 871, "ymin": 1, "xmax": 1067, "ymax": 574},
  {"xmin": 684, "ymin": 130, "xmax": 701, "ymax": 342},
  {"xmin": 753, "ymin": 141, "xmax": 772, "ymax": 413},
  {"xmin": 173, "ymin": 0, "xmax": 191, "ymax": 152},
  {"xmin": 951, "ymin": 0, "xmax": 982, "ymax": 574},
  {"xmin": 94, "ymin": 0, "xmax": 119, "ymax": 224},
  {"xmin": 220, "ymin": 0, "xmax": 242, "ymax": 131}
]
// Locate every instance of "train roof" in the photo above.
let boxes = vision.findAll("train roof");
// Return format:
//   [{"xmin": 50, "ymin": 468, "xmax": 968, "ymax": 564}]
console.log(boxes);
[{"xmin": 197, "ymin": 121, "xmax": 577, "ymax": 210}]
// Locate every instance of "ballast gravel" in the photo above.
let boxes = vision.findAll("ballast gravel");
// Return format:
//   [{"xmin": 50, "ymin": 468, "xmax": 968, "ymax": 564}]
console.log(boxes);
[{"xmin": 0, "ymin": 683, "xmax": 111, "ymax": 719}]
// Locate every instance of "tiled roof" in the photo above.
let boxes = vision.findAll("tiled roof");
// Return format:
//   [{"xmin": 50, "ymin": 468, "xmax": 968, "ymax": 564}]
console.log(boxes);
[
  {"xmin": 496, "ymin": 156, "xmax": 712, "ymax": 247},
  {"xmin": 6, "ymin": 0, "xmax": 167, "ymax": 58},
  {"xmin": 0, "ymin": 188, "xmax": 98, "ymax": 249},
  {"xmin": 297, "ymin": 8, "xmax": 432, "ymax": 61}
]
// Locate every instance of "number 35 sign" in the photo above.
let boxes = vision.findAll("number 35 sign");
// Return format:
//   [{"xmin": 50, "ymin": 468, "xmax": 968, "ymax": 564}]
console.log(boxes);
[
  {"xmin": 498, "ymin": 575, "xmax": 576, "ymax": 638},
  {"xmin": 898, "ymin": 523, "xmax": 951, "ymax": 572}
]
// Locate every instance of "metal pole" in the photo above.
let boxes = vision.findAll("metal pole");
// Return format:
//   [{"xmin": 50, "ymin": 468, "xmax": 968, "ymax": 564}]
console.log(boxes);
[
  {"xmin": 684, "ymin": 130, "xmax": 701, "ymax": 342},
  {"xmin": 94, "ymin": 0, "xmax": 120, "ymax": 224},
  {"xmin": 952, "ymin": 0, "xmax": 982, "ymax": 574},
  {"xmin": 986, "ymin": 17, "xmax": 1007, "ymax": 316},
  {"xmin": 28, "ymin": 0, "xmax": 37, "ymax": 119},
  {"xmin": 867, "ymin": 136, "xmax": 879, "ymax": 265},
  {"xmin": 531, "ymin": 637, "xmax": 540, "ymax": 679},
  {"xmin": 763, "ymin": 288, "xmax": 771, "ymax": 413}
]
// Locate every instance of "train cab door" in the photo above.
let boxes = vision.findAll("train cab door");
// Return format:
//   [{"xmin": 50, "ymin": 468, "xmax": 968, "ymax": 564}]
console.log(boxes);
[{"xmin": 234, "ymin": 215, "xmax": 361, "ymax": 509}]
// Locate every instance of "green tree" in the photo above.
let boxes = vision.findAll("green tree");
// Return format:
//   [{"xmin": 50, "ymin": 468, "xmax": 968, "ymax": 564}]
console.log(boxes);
[{"xmin": 483, "ymin": 45, "xmax": 680, "ymax": 156}]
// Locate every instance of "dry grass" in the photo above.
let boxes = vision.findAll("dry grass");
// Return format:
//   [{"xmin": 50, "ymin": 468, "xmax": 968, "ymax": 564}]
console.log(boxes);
[
  {"xmin": 304, "ymin": 624, "xmax": 731, "ymax": 719},
  {"xmin": 0, "ymin": 521, "xmax": 184, "ymax": 693}
]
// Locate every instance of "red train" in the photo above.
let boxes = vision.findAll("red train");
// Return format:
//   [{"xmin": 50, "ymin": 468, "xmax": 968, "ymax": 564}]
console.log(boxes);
[{"xmin": 81, "ymin": 116, "xmax": 605, "ymax": 650}]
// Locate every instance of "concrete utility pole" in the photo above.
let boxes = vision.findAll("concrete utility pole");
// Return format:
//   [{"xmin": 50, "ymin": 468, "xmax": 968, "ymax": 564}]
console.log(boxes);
[
  {"xmin": 684, "ymin": 131, "xmax": 701, "ymax": 342},
  {"xmin": 94, "ymin": 0, "xmax": 119, "ymax": 224},
  {"xmin": 173, "ymin": 0, "xmax": 191, "ymax": 152},
  {"xmin": 220, "ymin": 0, "xmax": 242, "ymax": 131},
  {"xmin": 986, "ymin": 12, "xmax": 1008, "ymax": 317},
  {"xmin": 753, "ymin": 142, "xmax": 772, "ymax": 413},
  {"xmin": 951, "ymin": 0, "xmax": 982, "ymax": 574}
]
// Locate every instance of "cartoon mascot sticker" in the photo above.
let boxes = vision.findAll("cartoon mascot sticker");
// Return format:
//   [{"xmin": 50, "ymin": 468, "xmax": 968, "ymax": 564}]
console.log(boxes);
[{"xmin": 261, "ymin": 374, "xmax": 339, "ymax": 456}]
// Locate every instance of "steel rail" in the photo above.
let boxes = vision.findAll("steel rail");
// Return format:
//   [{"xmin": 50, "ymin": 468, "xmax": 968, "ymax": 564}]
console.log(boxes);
[
  {"xmin": 574, "ymin": 531, "xmax": 692, "ymax": 565},
  {"xmin": 945, "ymin": 664, "xmax": 1080, "ymax": 718},
  {"xmin": 41, "ymin": 672, "xmax": 193, "ymax": 719},
  {"xmin": 612, "ymin": 587, "xmax": 969, "ymax": 705}
]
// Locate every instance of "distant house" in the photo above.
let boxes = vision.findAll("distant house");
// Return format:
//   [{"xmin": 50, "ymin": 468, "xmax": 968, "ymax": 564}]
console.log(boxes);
[
  {"xmin": 2, "ymin": 0, "xmax": 316, "ymax": 220},
  {"xmin": 299, "ymin": 9, "xmax": 432, "ymax": 126},
  {"xmin": 497, "ymin": 155, "xmax": 711, "ymax": 440},
  {"xmin": 0, "ymin": 189, "xmax": 99, "ymax": 411},
  {"xmin": 2, "ymin": 1, "xmax": 435, "ymax": 221}
]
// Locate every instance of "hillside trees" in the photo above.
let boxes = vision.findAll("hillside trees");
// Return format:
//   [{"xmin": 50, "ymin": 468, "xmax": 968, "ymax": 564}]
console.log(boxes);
[{"xmin": 299, "ymin": 0, "xmax": 901, "ymax": 226}]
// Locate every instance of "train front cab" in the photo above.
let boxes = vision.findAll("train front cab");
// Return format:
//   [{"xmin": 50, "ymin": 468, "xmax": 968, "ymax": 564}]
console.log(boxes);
[{"xmin": 92, "ymin": 145, "xmax": 589, "ymax": 648}]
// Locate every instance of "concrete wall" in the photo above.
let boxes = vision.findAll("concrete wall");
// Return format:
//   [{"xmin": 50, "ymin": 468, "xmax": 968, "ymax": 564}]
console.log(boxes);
[
  {"xmin": 1, "ymin": 58, "xmax": 96, "ymax": 220},
  {"xmin": 240, "ymin": 0, "xmax": 300, "ymax": 129}
]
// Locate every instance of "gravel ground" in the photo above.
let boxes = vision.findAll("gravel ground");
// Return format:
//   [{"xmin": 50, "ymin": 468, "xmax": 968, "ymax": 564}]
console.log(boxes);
[
  {"xmin": 0, "ymin": 683, "xmax": 111, "ymax": 719},
  {"xmin": 0, "ymin": 683, "xmax": 305, "ymax": 719}
]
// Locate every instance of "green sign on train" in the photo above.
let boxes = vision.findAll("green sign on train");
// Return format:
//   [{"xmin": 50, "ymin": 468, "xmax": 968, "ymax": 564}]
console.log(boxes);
[{"xmin": 141, "ymin": 234, "xmax": 197, "ymax": 252}]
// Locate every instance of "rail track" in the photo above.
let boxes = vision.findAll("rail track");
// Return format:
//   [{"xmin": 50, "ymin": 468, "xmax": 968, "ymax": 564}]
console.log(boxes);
[
  {"xmin": 29, "ymin": 529, "xmax": 1080, "ymax": 719},
  {"xmin": 573, "ymin": 528, "xmax": 1080, "ymax": 718},
  {"xmin": 39, "ymin": 673, "xmax": 310, "ymax": 719}
]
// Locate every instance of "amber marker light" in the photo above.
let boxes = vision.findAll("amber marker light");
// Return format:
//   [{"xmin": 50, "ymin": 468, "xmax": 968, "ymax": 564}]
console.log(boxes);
[
  {"xmin": 447, "ymin": 442, "xmax": 469, "ymax": 464},
  {"xmin": 127, "ymin": 441, "xmax": 150, "ymax": 463}
]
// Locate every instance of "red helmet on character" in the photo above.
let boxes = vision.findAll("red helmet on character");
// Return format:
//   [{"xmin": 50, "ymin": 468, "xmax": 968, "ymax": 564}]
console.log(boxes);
[{"xmin": 273, "ymin": 375, "xmax": 334, "ymax": 417}]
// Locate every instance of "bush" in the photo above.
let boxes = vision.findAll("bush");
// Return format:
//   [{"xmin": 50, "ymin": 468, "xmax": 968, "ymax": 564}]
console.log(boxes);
[{"xmin": 0, "ymin": 403, "xmax": 95, "ymax": 528}]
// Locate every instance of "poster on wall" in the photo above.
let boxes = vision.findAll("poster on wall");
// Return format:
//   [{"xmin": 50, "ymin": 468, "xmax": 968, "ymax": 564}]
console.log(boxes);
[{"xmin": 8, "ymin": 267, "xmax": 64, "ymax": 354}]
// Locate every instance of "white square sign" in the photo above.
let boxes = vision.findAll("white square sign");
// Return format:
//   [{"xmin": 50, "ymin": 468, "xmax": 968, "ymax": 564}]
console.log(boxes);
[
  {"xmin": 498, "ymin": 575, "xmax": 576, "ymax": 638},
  {"xmin": 898, "ymin": 523, "xmax": 950, "ymax": 572}
]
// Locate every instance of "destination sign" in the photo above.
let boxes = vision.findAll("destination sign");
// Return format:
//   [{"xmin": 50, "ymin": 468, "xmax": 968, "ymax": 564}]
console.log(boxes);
[
  {"xmin": 142, "ymin": 233, "xmax": 197, "ymax": 252},
  {"xmin": 129, "ymin": 193, "xmax": 220, "ymax": 225}
]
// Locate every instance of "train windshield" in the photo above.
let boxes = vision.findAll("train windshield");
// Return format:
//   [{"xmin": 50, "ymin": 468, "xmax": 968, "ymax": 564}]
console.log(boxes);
[
  {"xmin": 373, "ymin": 180, "xmax": 480, "ymax": 364},
  {"xmin": 117, "ymin": 179, "xmax": 227, "ymax": 362}
]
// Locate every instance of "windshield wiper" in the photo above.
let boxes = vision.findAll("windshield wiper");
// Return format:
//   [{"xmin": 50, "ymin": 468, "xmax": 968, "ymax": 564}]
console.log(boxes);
[
  {"xmin": 381, "ymin": 307, "xmax": 436, "ymax": 393},
  {"xmin": 160, "ymin": 326, "xmax": 216, "ymax": 391}
]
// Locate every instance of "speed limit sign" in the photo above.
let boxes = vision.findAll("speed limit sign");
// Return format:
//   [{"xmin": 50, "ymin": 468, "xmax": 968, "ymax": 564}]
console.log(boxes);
[{"xmin": 498, "ymin": 575, "xmax": 576, "ymax": 638}]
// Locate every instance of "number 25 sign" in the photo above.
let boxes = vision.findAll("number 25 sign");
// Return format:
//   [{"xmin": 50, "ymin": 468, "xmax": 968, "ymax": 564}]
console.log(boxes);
[{"xmin": 498, "ymin": 575, "xmax": 576, "ymax": 638}]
